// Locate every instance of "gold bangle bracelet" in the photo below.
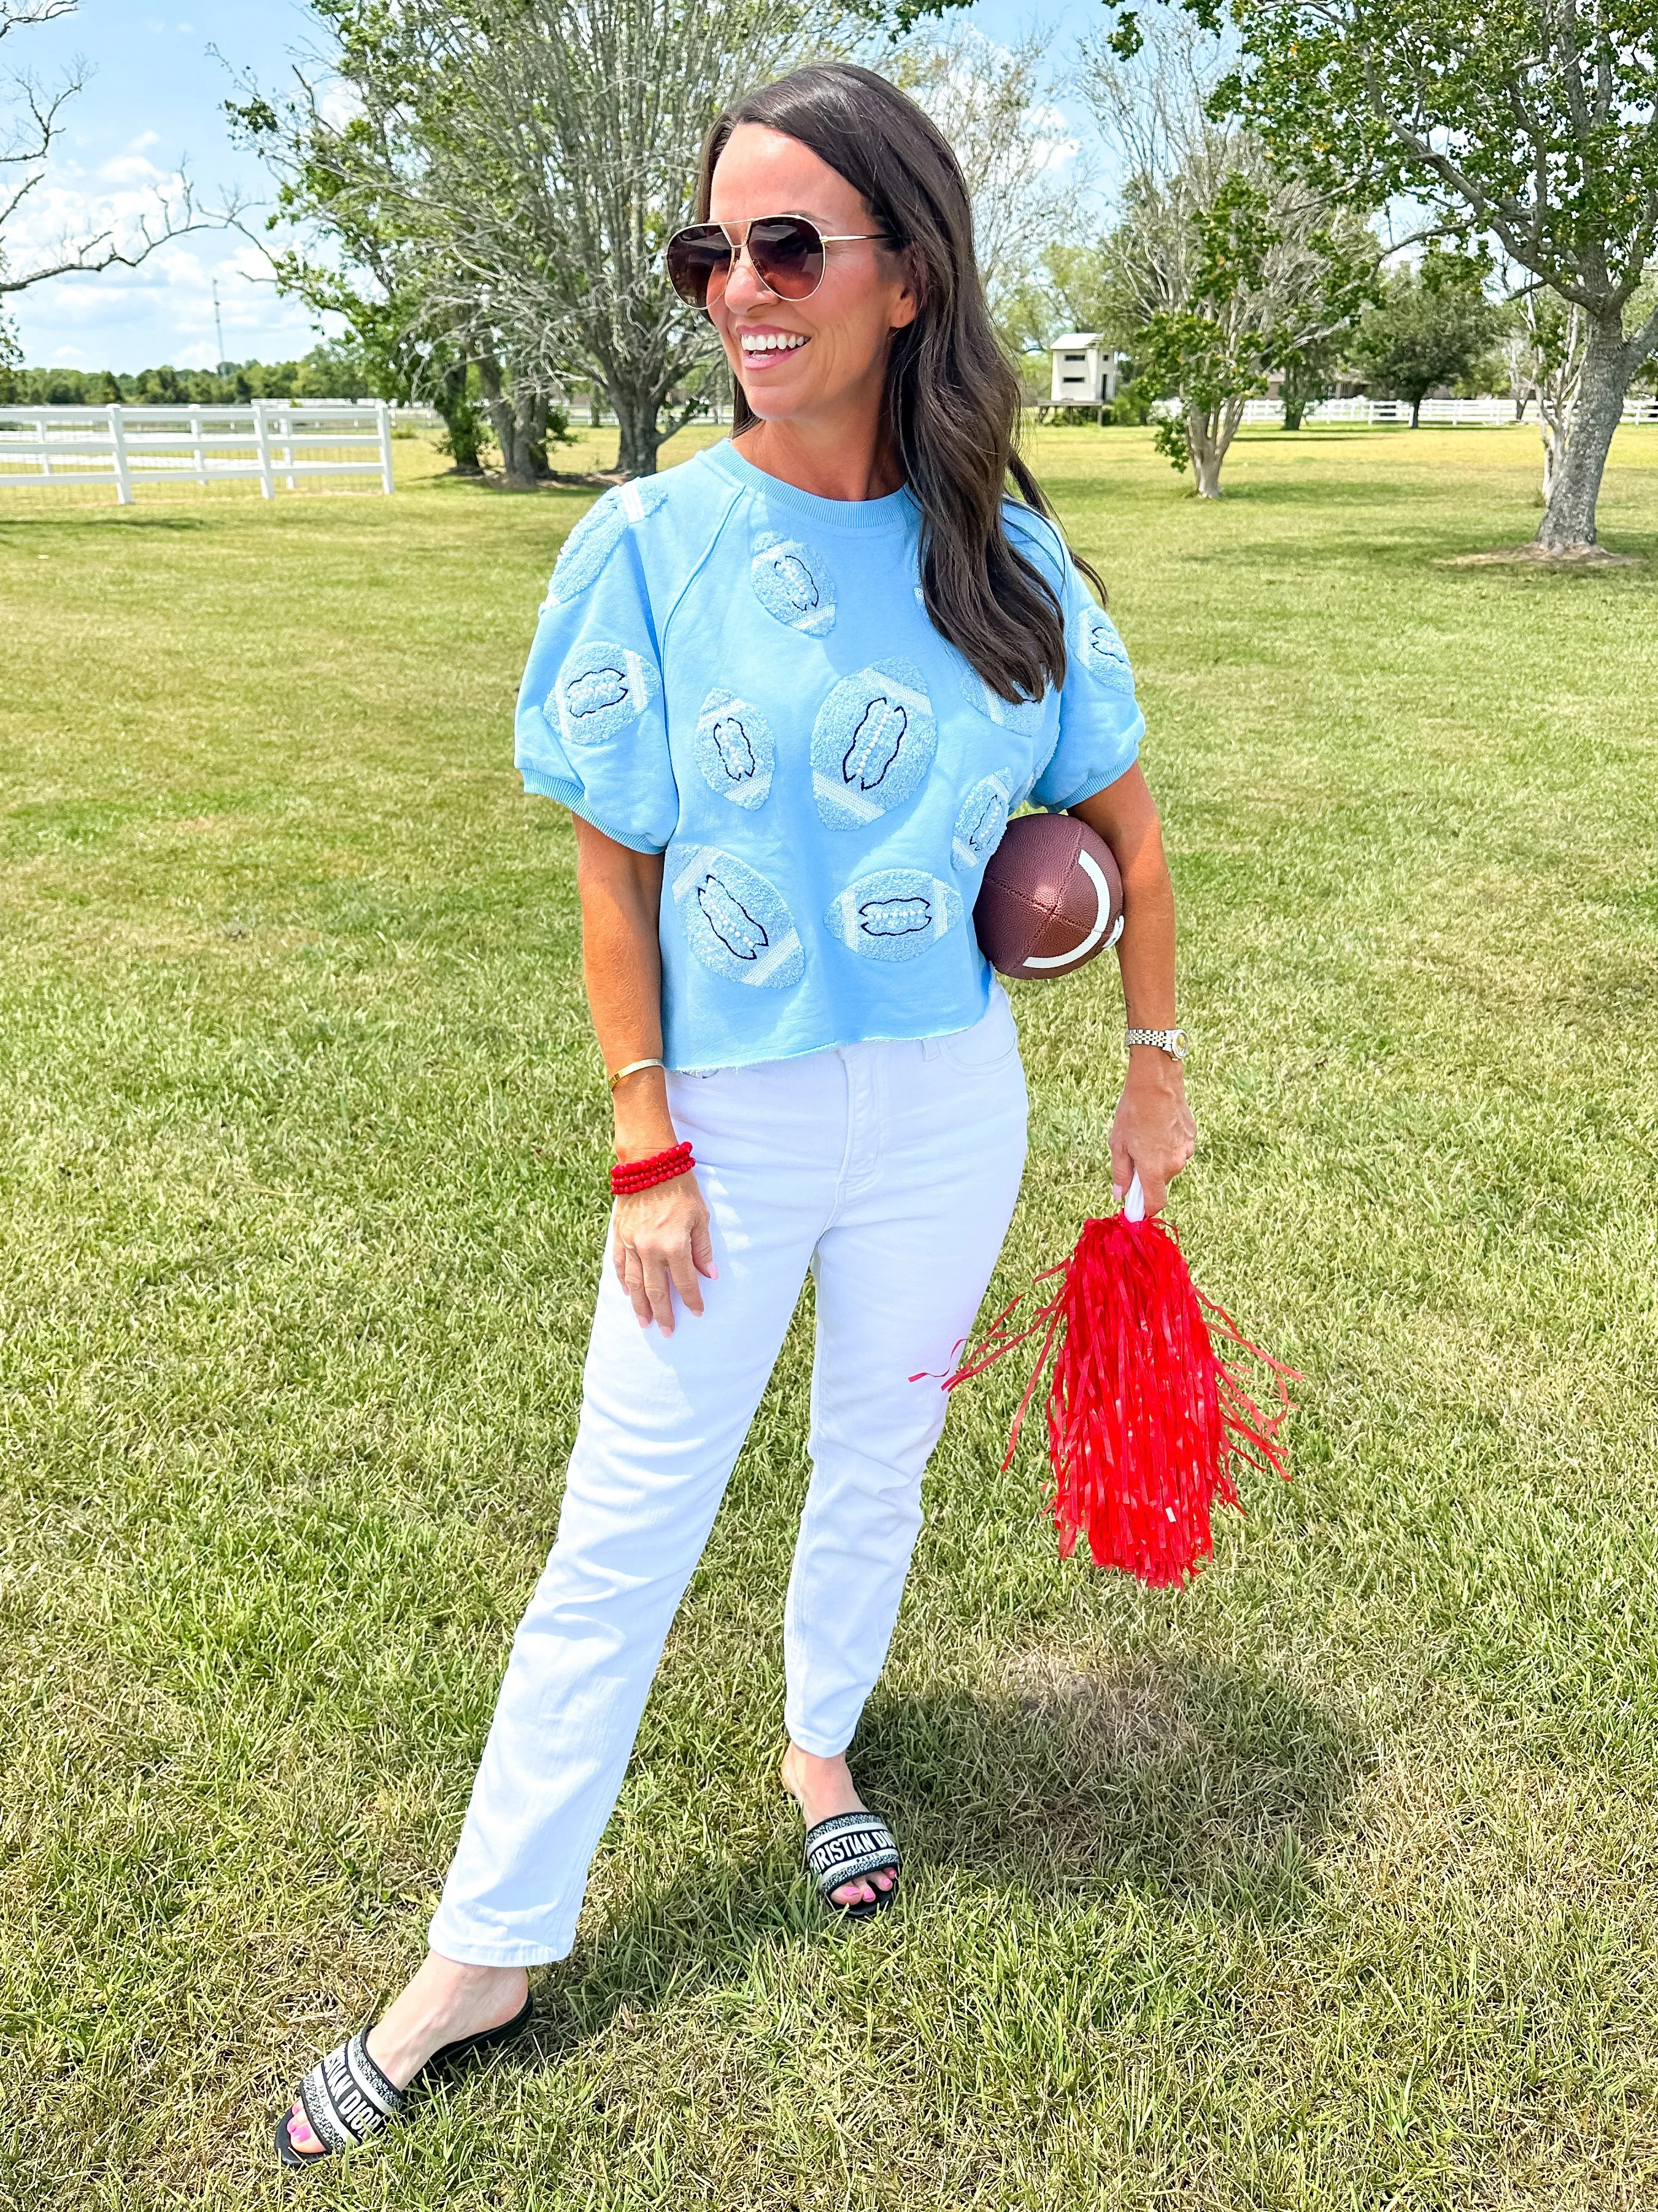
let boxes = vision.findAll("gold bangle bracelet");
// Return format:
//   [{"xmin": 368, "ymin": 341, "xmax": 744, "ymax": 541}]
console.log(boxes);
[{"xmin": 607, "ymin": 1057, "xmax": 666, "ymax": 1092}]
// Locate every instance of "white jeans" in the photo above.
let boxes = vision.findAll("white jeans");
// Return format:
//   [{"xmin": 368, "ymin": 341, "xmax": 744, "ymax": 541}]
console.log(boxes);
[{"xmin": 428, "ymin": 987, "xmax": 1028, "ymax": 1966}]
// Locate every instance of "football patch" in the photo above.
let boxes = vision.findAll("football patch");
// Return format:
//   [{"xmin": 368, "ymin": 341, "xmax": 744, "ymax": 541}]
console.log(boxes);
[
  {"xmin": 810, "ymin": 660, "xmax": 936, "ymax": 830},
  {"xmin": 618, "ymin": 476, "xmax": 671, "ymax": 527},
  {"xmin": 671, "ymin": 846, "xmax": 804, "ymax": 988},
  {"xmin": 692, "ymin": 688, "xmax": 773, "ymax": 811},
  {"xmin": 545, "ymin": 492, "xmax": 625, "ymax": 607},
  {"xmin": 552, "ymin": 640, "xmax": 658, "ymax": 748},
  {"xmin": 952, "ymin": 771, "xmax": 1014, "ymax": 872},
  {"xmin": 825, "ymin": 867, "xmax": 963, "ymax": 964},
  {"xmin": 1076, "ymin": 606, "xmax": 1135, "ymax": 689},
  {"xmin": 751, "ymin": 530, "xmax": 836, "ymax": 635},
  {"xmin": 542, "ymin": 478, "xmax": 668, "ymax": 608},
  {"xmin": 958, "ymin": 665, "xmax": 1047, "ymax": 737}
]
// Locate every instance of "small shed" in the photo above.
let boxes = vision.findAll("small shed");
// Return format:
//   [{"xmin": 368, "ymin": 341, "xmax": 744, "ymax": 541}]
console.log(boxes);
[{"xmin": 1048, "ymin": 335, "xmax": 1119, "ymax": 406}]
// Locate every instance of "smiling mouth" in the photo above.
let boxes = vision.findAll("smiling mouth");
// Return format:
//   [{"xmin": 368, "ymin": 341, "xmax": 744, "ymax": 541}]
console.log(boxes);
[{"xmin": 738, "ymin": 332, "xmax": 809, "ymax": 357}]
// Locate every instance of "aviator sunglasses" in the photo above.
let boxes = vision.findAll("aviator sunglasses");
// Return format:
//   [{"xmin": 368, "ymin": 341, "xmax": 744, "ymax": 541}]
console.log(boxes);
[{"xmin": 665, "ymin": 214, "xmax": 892, "ymax": 311}]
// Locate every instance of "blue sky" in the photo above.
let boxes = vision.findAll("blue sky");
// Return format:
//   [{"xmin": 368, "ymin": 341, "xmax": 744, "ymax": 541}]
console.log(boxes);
[
  {"xmin": 7, "ymin": 0, "xmax": 320, "ymax": 369},
  {"xmin": 6, "ymin": 0, "xmax": 1103, "ymax": 373}
]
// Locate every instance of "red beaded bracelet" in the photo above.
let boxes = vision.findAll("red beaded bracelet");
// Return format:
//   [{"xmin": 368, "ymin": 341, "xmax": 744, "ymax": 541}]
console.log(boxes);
[{"xmin": 611, "ymin": 1140, "xmax": 695, "ymax": 1196}]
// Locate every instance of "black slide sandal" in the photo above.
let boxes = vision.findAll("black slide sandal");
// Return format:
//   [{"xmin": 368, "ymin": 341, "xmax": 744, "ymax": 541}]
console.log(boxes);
[
  {"xmin": 803, "ymin": 1809, "xmax": 902, "ymax": 1920},
  {"xmin": 274, "ymin": 1994, "xmax": 533, "ymax": 2168}
]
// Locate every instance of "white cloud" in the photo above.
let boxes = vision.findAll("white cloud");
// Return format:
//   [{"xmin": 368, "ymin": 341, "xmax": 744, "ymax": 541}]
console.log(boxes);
[
  {"xmin": 9, "ymin": 145, "xmax": 196, "ymax": 276},
  {"xmin": 1029, "ymin": 104, "xmax": 1081, "ymax": 177},
  {"xmin": 8, "ymin": 139, "xmax": 320, "ymax": 370},
  {"xmin": 317, "ymin": 81, "xmax": 362, "ymax": 129}
]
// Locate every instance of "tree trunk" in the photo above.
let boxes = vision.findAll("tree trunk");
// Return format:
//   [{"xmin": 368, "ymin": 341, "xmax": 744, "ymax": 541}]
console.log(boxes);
[
  {"xmin": 435, "ymin": 363, "xmax": 484, "ymax": 474},
  {"xmin": 1186, "ymin": 398, "xmax": 1244, "ymax": 498},
  {"xmin": 1409, "ymin": 395, "xmax": 1422, "ymax": 428},
  {"xmin": 1187, "ymin": 406, "xmax": 1223, "ymax": 497},
  {"xmin": 609, "ymin": 383, "xmax": 664, "ymax": 478},
  {"xmin": 478, "ymin": 352, "xmax": 539, "ymax": 489},
  {"xmin": 1535, "ymin": 309, "xmax": 1632, "ymax": 552},
  {"xmin": 1282, "ymin": 394, "xmax": 1306, "ymax": 431},
  {"xmin": 525, "ymin": 393, "xmax": 551, "ymax": 479}
]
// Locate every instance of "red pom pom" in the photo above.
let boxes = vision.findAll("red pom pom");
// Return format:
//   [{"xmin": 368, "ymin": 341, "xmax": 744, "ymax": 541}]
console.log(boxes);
[{"xmin": 945, "ymin": 1209, "xmax": 1297, "ymax": 1587}]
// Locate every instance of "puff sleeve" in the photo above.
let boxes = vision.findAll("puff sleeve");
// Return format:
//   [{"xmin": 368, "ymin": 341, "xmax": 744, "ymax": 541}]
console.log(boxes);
[
  {"xmin": 514, "ymin": 490, "xmax": 679, "ymax": 854},
  {"xmin": 1028, "ymin": 541, "xmax": 1145, "ymax": 813}
]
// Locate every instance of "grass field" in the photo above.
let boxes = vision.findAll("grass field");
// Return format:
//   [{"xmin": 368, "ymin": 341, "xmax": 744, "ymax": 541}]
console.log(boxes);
[{"xmin": 2, "ymin": 420, "xmax": 1657, "ymax": 2210}]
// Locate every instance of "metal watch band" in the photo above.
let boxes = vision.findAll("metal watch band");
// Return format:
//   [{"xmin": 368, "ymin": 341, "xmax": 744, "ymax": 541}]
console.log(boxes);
[{"xmin": 1125, "ymin": 1027, "xmax": 1189, "ymax": 1059}]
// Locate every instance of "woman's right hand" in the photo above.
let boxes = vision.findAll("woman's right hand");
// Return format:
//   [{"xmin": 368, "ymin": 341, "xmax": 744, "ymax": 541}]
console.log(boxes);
[
  {"xmin": 613, "ymin": 1172, "xmax": 717, "ymax": 1336},
  {"xmin": 568, "ymin": 818, "xmax": 715, "ymax": 1336}
]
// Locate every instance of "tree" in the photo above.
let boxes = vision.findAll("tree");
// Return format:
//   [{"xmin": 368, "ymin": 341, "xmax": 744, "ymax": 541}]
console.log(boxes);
[
  {"xmin": 278, "ymin": 264, "xmax": 491, "ymax": 474},
  {"xmin": 884, "ymin": 27, "xmax": 1075, "ymax": 346},
  {"xmin": 999, "ymin": 239, "xmax": 1127, "ymax": 359},
  {"xmin": 1629, "ymin": 271, "xmax": 1658, "ymax": 394},
  {"xmin": 1132, "ymin": 166, "xmax": 1373, "ymax": 488},
  {"xmin": 1136, "ymin": 0, "xmax": 1658, "ymax": 552},
  {"xmin": 1, "ymin": 0, "xmax": 223, "ymax": 359},
  {"xmin": 249, "ymin": 0, "xmax": 849, "ymax": 481},
  {"xmin": 1349, "ymin": 250, "xmax": 1500, "ymax": 425},
  {"xmin": 1499, "ymin": 280, "xmax": 1644, "ymax": 506},
  {"xmin": 3, "ymin": 346, "xmax": 392, "ymax": 404},
  {"xmin": 1497, "ymin": 300, "xmax": 1540, "ymax": 422},
  {"xmin": 406, "ymin": 0, "xmax": 852, "ymax": 478},
  {"xmin": 1278, "ymin": 335, "xmax": 1337, "ymax": 427},
  {"xmin": 1082, "ymin": 7, "xmax": 1376, "ymax": 494},
  {"xmin": 1524, "ymin": 293, "xmax": 1588, "ymax": 507},
  {"xmin": 229, "ymin": 70, "xmax": 517, "ymax": 481}
]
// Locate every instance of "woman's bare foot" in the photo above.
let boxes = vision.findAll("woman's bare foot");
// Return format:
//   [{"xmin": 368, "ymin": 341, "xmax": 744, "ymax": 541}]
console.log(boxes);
[
  {"xmin": 781, "ymin": 1743, "xmax": 898, "ymax": 1910},
  {"xmin": 283, "ymin": 1953, "xmax": 528, "ymax": 2159}
]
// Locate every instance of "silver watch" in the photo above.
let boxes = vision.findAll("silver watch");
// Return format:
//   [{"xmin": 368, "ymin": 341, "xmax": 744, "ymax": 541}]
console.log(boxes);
[{"xmin": 1126, "ymin": 1027, "xmax": 1189, "ymax": 1060}]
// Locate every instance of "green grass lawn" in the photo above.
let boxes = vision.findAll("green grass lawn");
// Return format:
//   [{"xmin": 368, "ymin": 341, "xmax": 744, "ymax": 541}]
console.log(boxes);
[{"xmin": 2, "ymin": 421, "xmax": 1656, "ymax": 2210}]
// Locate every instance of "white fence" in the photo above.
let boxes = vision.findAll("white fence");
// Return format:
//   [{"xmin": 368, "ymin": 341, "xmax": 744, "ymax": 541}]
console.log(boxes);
[
  {"xmin": 1240, "ymin": 394, "xmax": 1658, "ymax": 428},
  {"xmin": 0, "ymin": 400, "xmax": 398, "ymax": 503}
]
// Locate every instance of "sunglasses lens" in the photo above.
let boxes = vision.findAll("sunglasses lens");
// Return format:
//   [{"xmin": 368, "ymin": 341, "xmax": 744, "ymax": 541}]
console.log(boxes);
[
  {"xmin": 747, "ymin": 217, "xmax": 824, "ymax": 299},
  {"xmin": 666, "ymin": 226, "xmax": 732, "ymax": 308}
]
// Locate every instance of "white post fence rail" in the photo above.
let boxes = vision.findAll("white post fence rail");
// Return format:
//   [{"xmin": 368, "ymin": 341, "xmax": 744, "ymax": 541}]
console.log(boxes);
[
  {"xmin": 106, "ymin": 402, "xmax": 132, "ymax": 505},
  {"xmin": 0, "ymin": 400, "xmax": 402, "ymax": 503},
  {"xmin": 1238, "ymin": 393, "xmax": 1658, "ymax": 428},
  {"xmin": 252, "ymin": 397, "xmax": 276, "ymax": 500}
]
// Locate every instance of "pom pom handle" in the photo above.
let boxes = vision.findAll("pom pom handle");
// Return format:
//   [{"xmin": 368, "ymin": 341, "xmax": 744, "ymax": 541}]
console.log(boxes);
[{"xmin": 1124, "ymin": 1171, "xmax": 1145, "ymax": 1224}]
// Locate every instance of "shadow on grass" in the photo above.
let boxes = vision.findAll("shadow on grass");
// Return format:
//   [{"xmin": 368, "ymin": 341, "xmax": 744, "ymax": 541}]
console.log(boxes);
[
  {"xmin": 1236, "ymin": 429, "xmax": 1414, "ymax": 446},
  {"xmin": 0, "ymin": 511, "xmax": 217, "ymax": 546},
  {"xmin": 506, "ymin": 1652, "xmax": 1361, "ymax": 2072},
  {"xmin": 0, "ymin": 509, "xmax": 211, "ymax": 538},
  {"xmin": 1154, "ymin": 513, "xmax": 1658, "ymax": 578},
  {"xmin": 1191, "ymin": 473, "xmax": 1456, "ymax": 509},
  {"xmin": 858, "ymin": 1651, "xmax": 1361, "ymax": 1905}
]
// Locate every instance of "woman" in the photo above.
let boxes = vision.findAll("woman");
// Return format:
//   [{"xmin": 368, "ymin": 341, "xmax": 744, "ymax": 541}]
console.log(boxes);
[{"xmin": 277, "ymin": 60, "xmax": 1193, "ymax": 2165}]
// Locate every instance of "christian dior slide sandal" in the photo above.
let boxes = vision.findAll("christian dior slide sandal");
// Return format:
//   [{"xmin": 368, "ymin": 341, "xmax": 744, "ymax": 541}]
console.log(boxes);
[
  {"xmin": 274, "ymin": 1994, "xmax": 533, "ymax": 2168},
  {"xmin": 803, "ymin": 1809, "xmax": 903, "ymax": 1920}
]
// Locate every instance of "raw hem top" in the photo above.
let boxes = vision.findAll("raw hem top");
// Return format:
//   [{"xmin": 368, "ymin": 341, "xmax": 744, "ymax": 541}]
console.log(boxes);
[{"xmin": 515, "ymin": 439, "xmax": 1144, "ymax": 1070}]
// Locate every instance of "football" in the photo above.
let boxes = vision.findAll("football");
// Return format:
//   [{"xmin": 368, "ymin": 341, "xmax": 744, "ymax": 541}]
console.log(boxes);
[{"xmin": 973, "ymin": 813, "xmax": 1124, "ymax": 981}]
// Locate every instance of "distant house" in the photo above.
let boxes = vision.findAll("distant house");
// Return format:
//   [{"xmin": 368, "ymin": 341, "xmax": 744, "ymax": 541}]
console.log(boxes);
[{"xmin": 1047, "ymin": 335, "xmax": 1123, "ymax": 407}]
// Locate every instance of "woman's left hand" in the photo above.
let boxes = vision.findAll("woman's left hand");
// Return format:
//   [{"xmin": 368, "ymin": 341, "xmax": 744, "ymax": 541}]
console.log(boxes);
[{"xmin": 1109, "ymin": 1053, "xmax": 1196, "ymax": 1215}]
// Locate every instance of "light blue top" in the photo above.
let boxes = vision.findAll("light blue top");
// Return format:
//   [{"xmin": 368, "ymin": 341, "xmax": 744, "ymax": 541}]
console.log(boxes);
[{"xmin": 515, "ymin": 438, "xmax": 1144, "ymax": 1070}]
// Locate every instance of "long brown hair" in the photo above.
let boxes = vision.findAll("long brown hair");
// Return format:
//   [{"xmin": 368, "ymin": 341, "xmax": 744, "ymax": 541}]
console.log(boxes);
[{"xmin": 695, "ymin": 62, "xmax": 1103, "ymax": 705}]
